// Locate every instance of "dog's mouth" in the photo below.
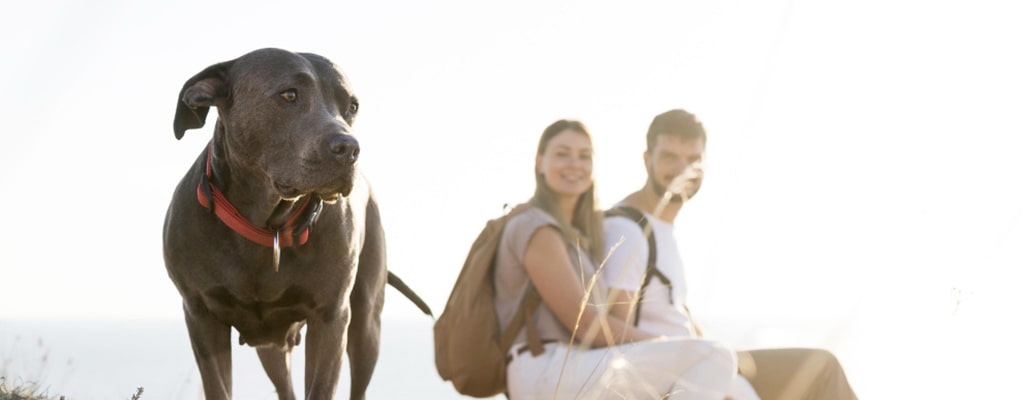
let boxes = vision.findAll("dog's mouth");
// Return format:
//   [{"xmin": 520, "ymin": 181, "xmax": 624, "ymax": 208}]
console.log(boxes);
[
  {"xmin": 273, "ymin": 176, "xmax": 354, "ymax": 204},
  {"xmin": 320, "ymin": 192, "xmax": 341, "ymax": 204},
  {"xmin": 316, "ymin": 177, "xmax": 354, "ymax": 203},
  {"xmin": 273, "ymin": 182, "xmax": 303, "ymax": 200}
]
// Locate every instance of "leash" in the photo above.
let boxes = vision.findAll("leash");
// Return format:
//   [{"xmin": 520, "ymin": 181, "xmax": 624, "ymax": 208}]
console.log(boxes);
[{"xmin": 196, "ymin": 141, "xmax": 323, "ymax": 271}]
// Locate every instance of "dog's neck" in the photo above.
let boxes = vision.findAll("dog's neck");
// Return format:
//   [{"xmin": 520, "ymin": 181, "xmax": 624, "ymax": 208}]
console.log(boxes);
[{"xmin": 208, "ymin": 141, "xmax": 307, "ymax": 230}]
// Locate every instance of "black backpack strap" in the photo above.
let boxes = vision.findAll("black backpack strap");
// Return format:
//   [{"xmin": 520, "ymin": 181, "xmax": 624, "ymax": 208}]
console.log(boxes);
[{"xmin": 605, "ymin": 206, "xmax": 673, "ymax": 326}]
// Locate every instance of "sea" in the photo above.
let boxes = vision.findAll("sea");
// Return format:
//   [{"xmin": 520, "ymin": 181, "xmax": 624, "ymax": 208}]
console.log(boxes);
[
  {"xmin": 2, "ymin": 312, "xmax": 1007, "ymax": 399},
  {"xmin": 1, "ymin": 316, "xmax": 831, "ymax": 400},
  {"xmin": 1, "ymin": 317, "xmax": 480, "ymax": 400}
]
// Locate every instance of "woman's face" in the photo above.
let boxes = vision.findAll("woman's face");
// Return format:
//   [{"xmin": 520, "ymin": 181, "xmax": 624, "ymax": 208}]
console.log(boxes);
[{"xmin": 536, "ymin": 129, "xmax": 593, "ymax": 201}]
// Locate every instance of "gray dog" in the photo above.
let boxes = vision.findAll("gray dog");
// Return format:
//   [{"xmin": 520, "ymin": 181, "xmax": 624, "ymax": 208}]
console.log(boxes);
[{"xmin": 164, "ymin": 48, "xmax": 430, "ymax": 400}]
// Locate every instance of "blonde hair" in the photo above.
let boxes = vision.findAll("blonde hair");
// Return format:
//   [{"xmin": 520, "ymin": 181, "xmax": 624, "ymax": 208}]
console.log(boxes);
[{"xmin": 529, "ymin": 119, "xmax": 605, "ymax": 264}]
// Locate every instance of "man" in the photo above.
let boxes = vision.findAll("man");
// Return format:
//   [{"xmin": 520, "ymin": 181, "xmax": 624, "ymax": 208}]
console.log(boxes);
[{"xmin": 602, "ymin": 109, "xmax": 857, "ymax": 400}]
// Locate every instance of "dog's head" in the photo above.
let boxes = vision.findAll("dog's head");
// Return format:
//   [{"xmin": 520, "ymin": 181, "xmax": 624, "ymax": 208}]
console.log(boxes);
[{"xmin": 173, "ymin": 48, "xmax": 360, "ymax": 201}]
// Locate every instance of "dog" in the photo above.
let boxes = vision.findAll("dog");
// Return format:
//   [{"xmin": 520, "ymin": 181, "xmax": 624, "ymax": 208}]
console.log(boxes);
[{"xmin": 164, "ymin": 48, "xmax": 430, "ymax": 400}]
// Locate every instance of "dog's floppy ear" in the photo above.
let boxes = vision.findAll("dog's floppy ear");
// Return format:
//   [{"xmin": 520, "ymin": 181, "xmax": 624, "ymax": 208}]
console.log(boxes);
[{"xmin": 173, "ymin": 61, "xmax": 233, "ymax": 140}]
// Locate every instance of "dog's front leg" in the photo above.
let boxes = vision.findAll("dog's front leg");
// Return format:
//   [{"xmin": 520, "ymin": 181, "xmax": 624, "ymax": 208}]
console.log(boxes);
[
  {"xmin": 345, "ymin": 231, "xmax": 387, "ymax": 400},
  {"xmin": 184, "ymin": 305, "xmax": 233, "ymax": 400},
  {"xmin": 257, "ymin": 346, "xmax": 297, "ymax": 400},
  {"xmin": 344, "ymin": 291, "xmax": 382, "ymax": 400},
  {"xmin": 304, "ymin": 308, "xmax": 350, "ymax": 400}
]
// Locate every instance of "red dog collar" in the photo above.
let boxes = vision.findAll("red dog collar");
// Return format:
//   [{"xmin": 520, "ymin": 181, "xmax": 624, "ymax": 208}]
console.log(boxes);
[{"xmin": 195, "ymin": 142, "xmax": 320, "ymax": 251}]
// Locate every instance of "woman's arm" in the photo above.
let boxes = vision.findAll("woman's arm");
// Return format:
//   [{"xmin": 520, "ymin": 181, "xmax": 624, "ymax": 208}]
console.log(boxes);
[
  {"xmin": 606, "ymin": 288, "xmax": 638, "ymax": 325},
  {"xmin": 523, "ymin": 226, "xmax": 659, "ymax": 348}
]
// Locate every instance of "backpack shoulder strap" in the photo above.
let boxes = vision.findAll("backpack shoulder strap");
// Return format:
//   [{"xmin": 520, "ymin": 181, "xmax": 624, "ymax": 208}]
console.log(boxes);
[
  {"xmin": 605, "ymin": 206, "xmax": 673, "ymax": 326},
  {"xmin": 605, "ymin": 206, "xmax": 656, "ymax": 271},
  {"xmin": 498, "ymin": 286, "xmax": 542, "ymax": 354},
  {"xmin": 605, "ymin": 206, "xmax": 669, "ymax": 285}
]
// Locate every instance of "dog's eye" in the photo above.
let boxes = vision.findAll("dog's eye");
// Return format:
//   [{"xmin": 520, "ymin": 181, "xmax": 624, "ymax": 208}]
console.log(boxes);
[
  {"xmin": 348, "ymin": 101, "xmax": 359, "ymax": 114},
  {"xmin": 280, "ymin": 89, "xmax": 298, "ymax": 102}
]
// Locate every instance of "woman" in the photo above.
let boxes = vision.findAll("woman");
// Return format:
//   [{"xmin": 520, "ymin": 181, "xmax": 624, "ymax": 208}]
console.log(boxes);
[{"xmin": 495, "ymin": 119, "xmax": 739, "ymax": 400}]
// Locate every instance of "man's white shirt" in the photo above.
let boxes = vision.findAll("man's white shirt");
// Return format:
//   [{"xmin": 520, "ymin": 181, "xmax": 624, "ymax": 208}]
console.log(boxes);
[
  {"xmin": 602, "ymin": 209, "xmax": 696, "ymax": 337},
  {"xmin": 603, "ymin": 208, "xmax": 761, "ymax": 399}
]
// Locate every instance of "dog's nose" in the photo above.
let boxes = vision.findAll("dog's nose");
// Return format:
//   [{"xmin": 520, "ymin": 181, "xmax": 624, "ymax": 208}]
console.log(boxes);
[{"xmin": 327, "ymin": 134, "xmax": 360, "ymax": 163}]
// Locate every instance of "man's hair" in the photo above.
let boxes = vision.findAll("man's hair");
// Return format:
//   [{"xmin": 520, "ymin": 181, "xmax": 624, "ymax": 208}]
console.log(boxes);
[{"xmin": 646, "ymin": 109, "xmax": 707, "ymax": 153}]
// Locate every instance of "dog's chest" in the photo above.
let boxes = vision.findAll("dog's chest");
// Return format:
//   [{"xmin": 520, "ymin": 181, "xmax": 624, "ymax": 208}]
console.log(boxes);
[
  {"xmin": 202, "ymin": 283, "xmax": 318, "ymax": 324},
  {"xmin": 212, "ymin": 244, "xmax": 355, "ymax": 308}
]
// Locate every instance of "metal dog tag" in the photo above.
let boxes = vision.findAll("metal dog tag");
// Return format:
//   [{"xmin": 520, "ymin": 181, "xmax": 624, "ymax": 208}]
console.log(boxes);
[{"xmin": 273, "ymin": 230, "xmax": 281, "ymax": 272}]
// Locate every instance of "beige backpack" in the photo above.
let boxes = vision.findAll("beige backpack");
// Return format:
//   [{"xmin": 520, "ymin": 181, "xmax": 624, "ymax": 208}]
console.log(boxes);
[{"xmin": 434, "ymin": 204, "xmax": 543, "ymax": 398}]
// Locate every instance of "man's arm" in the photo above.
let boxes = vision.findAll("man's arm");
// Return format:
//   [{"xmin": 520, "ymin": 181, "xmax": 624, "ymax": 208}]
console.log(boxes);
[{"xmin": 601, "ymin": 216, "xmax": 651, "ymax": 327}]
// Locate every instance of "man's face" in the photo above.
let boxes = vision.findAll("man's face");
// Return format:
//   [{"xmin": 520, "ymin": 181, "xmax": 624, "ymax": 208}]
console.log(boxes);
[{"xmin": 645, "ymin": 134, "xmax": 705, "ymax": 202}]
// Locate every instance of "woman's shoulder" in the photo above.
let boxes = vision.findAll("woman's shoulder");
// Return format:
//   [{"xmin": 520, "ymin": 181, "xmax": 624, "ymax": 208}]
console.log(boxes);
[
  {"xmin": 503, "ymin": 205, "xmax": 561, "ymax": 242},
  {"xmin": 497, "ymin": 205, "xmax": 560, "ymax": 258},
  {"xmin": 506, "ymin": 205, "xmax": 559, "ymax": 232}
]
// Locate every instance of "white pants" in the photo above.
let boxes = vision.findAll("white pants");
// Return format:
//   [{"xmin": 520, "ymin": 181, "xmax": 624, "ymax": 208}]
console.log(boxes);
[{"xmin": 506, "ymin": 337, "xmax": 738, "ymax": 400}]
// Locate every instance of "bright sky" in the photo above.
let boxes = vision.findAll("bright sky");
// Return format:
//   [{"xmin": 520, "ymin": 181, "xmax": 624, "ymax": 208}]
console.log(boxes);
[{"xmin": 2, "ymin": 0, "xmax": 1022, "ymax": 397}]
